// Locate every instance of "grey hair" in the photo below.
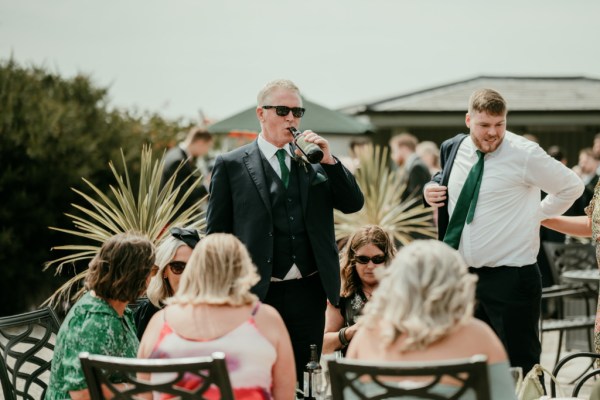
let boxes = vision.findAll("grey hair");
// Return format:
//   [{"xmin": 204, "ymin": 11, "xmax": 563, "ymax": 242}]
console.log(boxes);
[
  {"xmin": 360, "ymin": 240, "xmax": 477, "ymax": 351},
  {"xmin": 256, "ymin": 79, "xmax": 301, "ymax": 106},
  {"xmin": 145, "ymin": 235, "xmax": 187, "ymax": 307}
]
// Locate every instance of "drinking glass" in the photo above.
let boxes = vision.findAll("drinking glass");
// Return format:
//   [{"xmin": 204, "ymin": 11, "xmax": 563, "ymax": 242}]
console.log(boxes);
[{"xmin": 508, "ymin": 366, "xmax": 523, "ymax": 392}]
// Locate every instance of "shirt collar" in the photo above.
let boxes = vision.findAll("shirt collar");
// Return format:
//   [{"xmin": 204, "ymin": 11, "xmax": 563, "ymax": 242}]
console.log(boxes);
[
  {"xmin": 178, "ymin": 142, "xmax": 190, "ymax": 158},
  {"xmin": 257, "ymin": 134, "xmax": 293, "ymax": 159}
]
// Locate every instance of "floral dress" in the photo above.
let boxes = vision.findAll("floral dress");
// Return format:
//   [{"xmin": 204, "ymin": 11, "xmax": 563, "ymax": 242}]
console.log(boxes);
[
  {"xmin": 584, "ymin": 179, "xmax": 600, "ymax": 354},
  {"xmin": 46, "ymin": 292, "xmax": 139, "ymax": 399}
]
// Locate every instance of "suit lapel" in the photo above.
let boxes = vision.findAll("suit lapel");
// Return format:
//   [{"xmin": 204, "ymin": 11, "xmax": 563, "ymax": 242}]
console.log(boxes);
[{"xmin": 243, "ymin": 142, "xmax": 272, "ymax": 217}]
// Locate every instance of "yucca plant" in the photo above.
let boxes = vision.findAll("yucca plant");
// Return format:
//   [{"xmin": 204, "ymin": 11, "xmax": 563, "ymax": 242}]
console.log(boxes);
[
  {"xmin": 334, "ymin": 145, "xmax": 436, "ymax": 245},
  {"xmin": 43, "ymin": 144, "xmax": 206, "ymax": 308}
]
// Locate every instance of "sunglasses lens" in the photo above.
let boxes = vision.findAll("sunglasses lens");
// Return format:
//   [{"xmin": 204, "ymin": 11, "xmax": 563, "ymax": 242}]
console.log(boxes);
[
  {"xmin": 292, "ymin": 108, "xmax": 305, "ymax": 118},
  {"xmin": 274, "ymin": 106, "xmax": 290, "ymax": 116},
  {"xmin": 169, "ymin": 261, "xmax": 186, "ymax": 274},
  {"xmin": 355, "ymin": 255, "xmax": 386, "ymax": 265},
  {"xmin": 371, "ymin": 256, "xmax": 386, "ymax": 264}
]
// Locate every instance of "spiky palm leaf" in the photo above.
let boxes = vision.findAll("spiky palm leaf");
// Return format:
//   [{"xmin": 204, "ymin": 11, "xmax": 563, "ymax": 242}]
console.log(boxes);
[
  {"xmin": 334, "ymin": 145, "xmax": 436, "ymax": 245},
  {"xmin": 44, "ymin": 144, "xmax": 207, "ymax": 307}
]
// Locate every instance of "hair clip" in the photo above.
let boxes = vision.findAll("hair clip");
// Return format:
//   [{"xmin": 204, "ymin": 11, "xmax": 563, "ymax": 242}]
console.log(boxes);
[{"xmin": 169, "ymin": 227, "xmax": 201, "ymax": 248}]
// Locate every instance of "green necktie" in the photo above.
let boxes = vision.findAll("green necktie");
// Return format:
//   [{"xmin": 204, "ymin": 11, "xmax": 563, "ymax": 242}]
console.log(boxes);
[
  {"xmin": 443, "ymin": 150, "xmax": 485, "ymax": 249},
  {"xmin": 276, "ymin": 149, "xmax": 289, "ymax": 188}
]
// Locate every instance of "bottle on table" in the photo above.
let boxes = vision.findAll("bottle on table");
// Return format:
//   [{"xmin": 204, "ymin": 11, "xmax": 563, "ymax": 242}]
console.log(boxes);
[{"xmin": 303, "ymin": 344, "xmax": 323, "ymax": 399}]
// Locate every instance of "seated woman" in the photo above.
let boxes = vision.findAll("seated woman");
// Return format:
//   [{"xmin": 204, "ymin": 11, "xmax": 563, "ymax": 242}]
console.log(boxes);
[
  {"xmin": 323, "ymin": 225, "xmax": 396, "ymax": 355},
  {"xmin": 134, "ymin": 227, "xmax": 201, "ymax": 339},
  {"xmin": 347, "ymin": 240, "xmax": 517, "ymax": 400},
  {"xmin": 138, "ymin": 233, "xmax": 295, "ymax": 400},
  {"xmin": 46, "ymin": 232, "xmax": 156, "ymax": 400}
]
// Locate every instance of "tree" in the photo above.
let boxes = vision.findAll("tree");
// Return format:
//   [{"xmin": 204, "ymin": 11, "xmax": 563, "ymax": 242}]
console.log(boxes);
[{"xmin": 0, "ymin": 58, "xmax": 189, "ymax": 315}]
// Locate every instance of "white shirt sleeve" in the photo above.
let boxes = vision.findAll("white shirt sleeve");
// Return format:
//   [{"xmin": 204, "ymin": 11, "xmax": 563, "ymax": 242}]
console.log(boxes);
[{"xmin": 524, "ymin": 146, "xmax": 584, "ymax": 220}]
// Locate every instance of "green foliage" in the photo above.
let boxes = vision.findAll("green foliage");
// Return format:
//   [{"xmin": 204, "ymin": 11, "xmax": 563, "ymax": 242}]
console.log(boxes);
[
  {"xmin": 44, "ymin": 145, "xmax": 206, "ymax": 309},
  {"xmin": 0, "ymin": 58, "xmax": 189, "ymax": 315},
  {"xmin": 334, "ymin": 145, "xmax": 436, "ymax": 246}
]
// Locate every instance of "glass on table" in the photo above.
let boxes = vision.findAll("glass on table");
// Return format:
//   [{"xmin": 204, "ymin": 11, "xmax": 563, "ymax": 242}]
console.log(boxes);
[{"xmin": 508, "ymin": 366, "xmax": 523, "ymax": 392}]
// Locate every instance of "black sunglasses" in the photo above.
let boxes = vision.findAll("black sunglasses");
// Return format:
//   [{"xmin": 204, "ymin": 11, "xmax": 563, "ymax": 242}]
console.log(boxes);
[
  {"xmin": 355, "ymin": 255, "xmax": 387, "ymax": 265},
  {"xmin": 170, "ymin": 227, "xmax": 201, "ymax": 249},
  {"xmin": 263, "ymin": 105, "xmax": 306, "ymax": 118},
  {"xmin": 167, "ymin": 261, "xmax": 186, "ymax": 275}
]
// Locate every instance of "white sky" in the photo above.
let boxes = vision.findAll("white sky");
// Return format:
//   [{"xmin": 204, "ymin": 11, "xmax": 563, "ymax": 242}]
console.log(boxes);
[{"xmin": 1, "ymin": 0, "xmax": 599, "ymax": 122}]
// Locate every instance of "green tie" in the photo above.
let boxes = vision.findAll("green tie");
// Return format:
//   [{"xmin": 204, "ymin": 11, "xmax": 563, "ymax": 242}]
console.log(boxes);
[
  {"xmin": 276, "ymin": 149, "xmax": 289, "ymax": 188},
  {"xmin": 443, "ymin": 150, "xmax": 485, "ymax": 249}
]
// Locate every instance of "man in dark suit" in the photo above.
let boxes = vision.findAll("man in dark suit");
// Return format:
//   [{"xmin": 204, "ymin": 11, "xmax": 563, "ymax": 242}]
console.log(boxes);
[
  {"xmin": 389, "ymin": 132, "xmax": 431, "ymax": 206},
  {"xmin": 206, "ymin": 79, "xmax": 364, "ymax": 383},
  {"xmin": 161, "ymin": 127, "xmax": 213, "ymax": 218}
]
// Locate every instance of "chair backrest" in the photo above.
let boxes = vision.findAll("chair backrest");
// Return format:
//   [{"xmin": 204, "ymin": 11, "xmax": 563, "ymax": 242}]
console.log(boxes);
[
  {"xmin": 542, "ymin": 241, "xmax": 596, "ymax": 285},
  {"xmin": 551, "ymin": 351, "xmax": 600, "ymax": 397},
  {"xmin": 0, "ymin": 306, "xmax": 61, "ymax": 400},
  {"xmin": 327, "ymin": 355, "xmax": 490, "ymax": 400},
  {"xmin": 79, "ymin": 352, "xmax": 235, "ymax": 400}
]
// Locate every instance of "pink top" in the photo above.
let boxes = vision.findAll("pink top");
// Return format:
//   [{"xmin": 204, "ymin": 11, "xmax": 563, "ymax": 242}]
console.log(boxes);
[{"xmin": 149, "ymin": 302, "xmax": 277, "ymax": 399}]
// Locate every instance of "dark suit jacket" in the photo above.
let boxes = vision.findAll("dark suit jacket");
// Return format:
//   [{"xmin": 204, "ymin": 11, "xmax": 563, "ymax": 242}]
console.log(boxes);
[
  {"xmin": 161, "ymin": 146, "xmax": 208, "ymax": 217},
  {"xmin": 431, "ymin": 134, "xmax": 468, "ymax": 240},
  {"xmin": 401, "ymin": 154, "xmax": 432, "ymax": 205},
  {"xmin": 206, "ymin": 141, "xmax": 364, "ymax": 305}
]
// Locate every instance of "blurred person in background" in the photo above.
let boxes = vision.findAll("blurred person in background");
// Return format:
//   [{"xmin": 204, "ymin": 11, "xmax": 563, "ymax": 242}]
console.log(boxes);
[
  {"xmin": 416, "ymin": 140, "xmax": 441, "ymax": 176},
  {"xmin": 138, "ymin": 233, "xmax": 295, "ymax": 399},
  {"xmin": 323, "ymin": 225, "xmax": 396, "ymax": 355},
  {"xmin": 389, "ymin": 132, "xmax": 431, "ymax": 205},
  {"xmin": 46, "ymin": 232, "xmax": 156, "ymax": 400},
  {"xmin": 161, "ymin": 126, "xmax": 213, "ymax": 218}
]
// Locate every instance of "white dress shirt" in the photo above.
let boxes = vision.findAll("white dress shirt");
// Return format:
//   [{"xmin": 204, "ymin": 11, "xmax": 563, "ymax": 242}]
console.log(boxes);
[
  {"xmin": 257, "ymin": 134, "xmax": 303, "ymax": 280},
  {"xmin": 257, "ymin": 134, "xmax": 291, "ymax": 179},
  {"xmin": 447, "ymin": 131, "xmax": 583, "ymax": 268}
]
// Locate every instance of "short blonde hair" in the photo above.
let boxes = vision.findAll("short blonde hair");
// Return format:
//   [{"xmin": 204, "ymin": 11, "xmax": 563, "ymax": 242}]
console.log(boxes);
[
  {"xmin": 468, "ymin": 88, "xmax": 507, "ymax": 115},
  {"xmin": 257, "ymin": 79, "xmax": 301, "ymax": 106},
  {"xmin": 361, "ymin": 240, "xmax": 477, "ymax": 352},
  {"xmin": 145, "ymin": 235, "xmax": 188, "ymax": 307},
  {"xmin": 168, "ymin": 233, "xmax": 259, "ymax": 306}
]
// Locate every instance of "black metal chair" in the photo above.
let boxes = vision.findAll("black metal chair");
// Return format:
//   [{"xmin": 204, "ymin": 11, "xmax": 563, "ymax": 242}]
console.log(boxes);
[
  {"xmin": 327, "ymin": 355, "xmax": 490, "ymax": 400},
  {"xmin": 540, "ymin": 241, "xmax": 597, "ymax": 366},
  {"xmin": 79, "ymin": 351, "xmax": 235, "ymax": 400},
  {"xmin": 551, "ymin": 351, "xmax": 600, "ymax": 398},
  {"xmin": 0, "ymin": 306, "xmax": 61, "ymax": 400}
]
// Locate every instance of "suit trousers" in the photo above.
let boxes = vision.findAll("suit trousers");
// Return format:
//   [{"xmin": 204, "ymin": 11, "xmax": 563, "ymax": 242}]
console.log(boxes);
[
  {"xmin": 264, "ymin": 273, "xmax": 327, "ymax": 386},
  {"xmin": 469, "ymin": 263, "xmax": 542, "ymax": 374}
]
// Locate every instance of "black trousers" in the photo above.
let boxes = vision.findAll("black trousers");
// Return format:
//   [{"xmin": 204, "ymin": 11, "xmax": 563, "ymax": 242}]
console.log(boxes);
[
  {"xmin": 469, "ymin": 263, "xmax": 542, "ymax": 374},
  {"xmin": 264, "ymin": 273, "xmax": 327, "ymax": 385}
]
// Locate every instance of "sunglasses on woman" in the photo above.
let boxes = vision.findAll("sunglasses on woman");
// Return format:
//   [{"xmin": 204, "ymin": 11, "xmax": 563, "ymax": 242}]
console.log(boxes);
[
  {"xmin": 354, "ymin": 255, "xmax": 387, "ymax": 265},
  {"xmin": 167, "ymin": 261, "xmax": 187, "ymax": 275}
]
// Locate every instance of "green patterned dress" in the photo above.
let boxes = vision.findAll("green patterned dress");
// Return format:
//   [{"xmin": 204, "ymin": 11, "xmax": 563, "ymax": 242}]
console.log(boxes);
[
  {"xmin": 584, "ymin": 181, "xmax": 600, "ymax": 355},
  {"xmin": 45, "ymin": 292, "xmax": 139, "ymax": 400}
]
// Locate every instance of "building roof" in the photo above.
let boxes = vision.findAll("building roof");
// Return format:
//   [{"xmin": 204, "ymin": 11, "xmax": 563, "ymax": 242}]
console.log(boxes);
[
  {"xmin": 344, "ymin": 76, "xmax": 600, "ymax": 114},
  {"xmin": 208, "ymin": 97, "xmax": 374, "ymax": 136}
]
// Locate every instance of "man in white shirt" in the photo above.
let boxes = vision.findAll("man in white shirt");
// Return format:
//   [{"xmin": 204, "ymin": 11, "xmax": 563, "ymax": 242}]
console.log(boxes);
[{"xmin": 424, "ymin": 89, "xmax": 583, "ymax": 373}]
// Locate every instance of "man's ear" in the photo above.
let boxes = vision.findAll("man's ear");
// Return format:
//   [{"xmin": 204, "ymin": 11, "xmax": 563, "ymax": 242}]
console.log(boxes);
[
  {"xmin": 256, "ymin": 106, "xmax": 265, "ymax": 122},
  {"xmin": 465, "ymin": 112, "xmax": 471, "ymax": 128}
]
